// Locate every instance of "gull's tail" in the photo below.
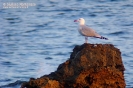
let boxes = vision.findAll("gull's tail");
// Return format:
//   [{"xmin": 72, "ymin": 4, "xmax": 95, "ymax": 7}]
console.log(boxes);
[
  {"xmin": 100, "ymin": 36, "xmax": 108, "ymax": 40},
  {"xmin": 95, "ymin": 36, "xmax": 108, "ymax": 40}
]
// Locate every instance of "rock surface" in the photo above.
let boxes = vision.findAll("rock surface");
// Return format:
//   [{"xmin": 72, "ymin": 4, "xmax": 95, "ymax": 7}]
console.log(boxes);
[{"xmin": 21, "ymin": 43, "xmax": 126, "ymax": 88}]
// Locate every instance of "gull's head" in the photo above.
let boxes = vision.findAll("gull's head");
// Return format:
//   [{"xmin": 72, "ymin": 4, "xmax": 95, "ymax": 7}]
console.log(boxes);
[{"xmin": 74, "ymin": 18, "xmax": 85, "ymax": 25}]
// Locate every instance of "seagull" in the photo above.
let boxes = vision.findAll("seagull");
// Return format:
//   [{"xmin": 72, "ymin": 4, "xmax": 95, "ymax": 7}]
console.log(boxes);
[{"xmin": 74, "ymin": 18, "xmax": 108, "ymax": 43}]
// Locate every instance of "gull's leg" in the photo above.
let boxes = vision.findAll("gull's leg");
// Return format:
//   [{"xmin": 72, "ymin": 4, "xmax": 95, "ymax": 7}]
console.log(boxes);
[{"xmin": 85, "ymin": 37, "xmax": 88, "ymax": 43}]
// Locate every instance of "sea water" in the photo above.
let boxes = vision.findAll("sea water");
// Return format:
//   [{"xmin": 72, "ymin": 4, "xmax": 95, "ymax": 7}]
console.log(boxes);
[{"xmin": 0, "ymin": 0, "xmax": 133, "ymax": 88}]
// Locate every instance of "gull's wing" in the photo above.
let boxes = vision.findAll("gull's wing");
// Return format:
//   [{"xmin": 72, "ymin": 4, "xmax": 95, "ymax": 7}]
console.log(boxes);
[{"xmin": 79, "ymin": 25, "xmax": 101, "ymax": 37}]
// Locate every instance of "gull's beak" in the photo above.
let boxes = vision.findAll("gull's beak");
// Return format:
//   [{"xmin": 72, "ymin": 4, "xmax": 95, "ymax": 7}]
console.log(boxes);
[{"xmin": 74, "ymin": 20, "xmax": 78, "ymax": 22}]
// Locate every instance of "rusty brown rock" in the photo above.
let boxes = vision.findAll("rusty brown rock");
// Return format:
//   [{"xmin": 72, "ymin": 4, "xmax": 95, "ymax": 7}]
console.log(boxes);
[{"xmin": 21, "ymin": 43, "xmax": 126, "ymax": 88}]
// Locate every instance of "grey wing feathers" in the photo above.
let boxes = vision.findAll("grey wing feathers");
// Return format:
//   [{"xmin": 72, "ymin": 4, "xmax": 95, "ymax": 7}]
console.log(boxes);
[{"xmin": 80, "ymin": 25, "xmax": 101, "ymax": 37}]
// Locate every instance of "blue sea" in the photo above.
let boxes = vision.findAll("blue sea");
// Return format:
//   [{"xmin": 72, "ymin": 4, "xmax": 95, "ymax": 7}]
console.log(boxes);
[{"xmin": 0, "ymin": 0, "xmax": 133, "ymax": 88}]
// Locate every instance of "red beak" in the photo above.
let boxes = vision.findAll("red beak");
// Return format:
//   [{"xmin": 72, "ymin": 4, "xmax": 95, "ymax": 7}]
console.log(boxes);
[{"xmin": 74, "ymin": 20, "xmax": 78, "ymax": 22}]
